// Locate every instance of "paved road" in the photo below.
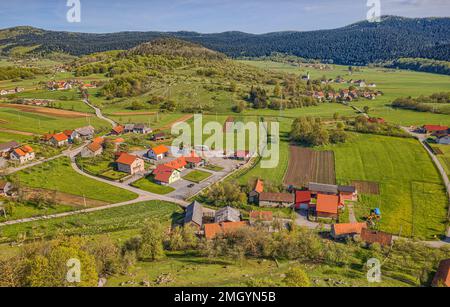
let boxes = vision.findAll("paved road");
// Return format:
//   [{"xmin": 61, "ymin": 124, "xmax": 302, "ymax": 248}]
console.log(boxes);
[{"xmin": 83, "ymin": 98, "xmax": 117, "ymax": 128}]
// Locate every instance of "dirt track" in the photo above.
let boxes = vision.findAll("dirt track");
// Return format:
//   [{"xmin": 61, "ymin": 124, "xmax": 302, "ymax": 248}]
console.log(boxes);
[
  {"xmin": 159, "ymin": 114, "xmax": 193, "ymax": 130},
  {"xmin": 0, "ymin": 103, "xmax": 93, "ymax": 118}
]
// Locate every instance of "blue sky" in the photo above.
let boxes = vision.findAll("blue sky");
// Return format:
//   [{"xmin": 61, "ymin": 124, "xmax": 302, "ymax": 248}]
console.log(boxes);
[{"xmin": 1, "ymin": 0, "xmax": 449, "ymax": 33}]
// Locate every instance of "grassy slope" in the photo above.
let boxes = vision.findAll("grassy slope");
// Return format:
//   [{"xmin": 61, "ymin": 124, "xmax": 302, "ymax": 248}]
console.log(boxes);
[
  {"xmin": 321, "ymin": 133, "xmax": 448, "ymax": 239},
  {"xmin": 11, "ymin": 157, "xmax": 138, "ymax": 203},
  {"xmin": 0, "ymin": 201, "xmax": 181, "ymax": 243},
  {"xmin": 131, "ymin": 177, "xmax": 175, "ymax": 195}
]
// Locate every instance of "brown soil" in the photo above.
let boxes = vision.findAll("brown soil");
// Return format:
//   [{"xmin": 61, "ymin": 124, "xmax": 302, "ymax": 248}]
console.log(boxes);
[{"xmin": 23, "ymin": 188, "xmax": 109, "ymax": 208}]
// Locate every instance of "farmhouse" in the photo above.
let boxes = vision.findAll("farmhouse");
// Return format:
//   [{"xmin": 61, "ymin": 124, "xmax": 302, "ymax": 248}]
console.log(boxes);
[
  {"xmin": 50, "ymin": 133, "xmax": 69, "ymax": 147},
  {"xmin": 81, "ymin": 142, "xmax": 103, "ymax": 158},
  {"xmin": 258, "ymin": 192, "xmax": 295, "ymax": 208},
  {"xmin": 111, "ymin": 125, "xmax": 125, "ymax": 135},
  {"xmin": 338, "ymin": 185, "xmax": 358, "ymax": 205},
  {"xmin": 204, "ymin": 222, "xmax": 248, "ymax": 240},
  {"xmin": 360, "ymin": 229, "xmax": 393, "ymax": 247},
  {"xmin": 314, "ymin": 194, "xmax": 339, "ymax": 220},
  {"xmin": 148, "ymin": 145, "xmax": 170, "ymax": 160},
  {"xmin": 63, "ymin": 130, "xmax": 79, "ymax": 143},
  {"xmin": 123, "ymin": 124, "xmax": 152, "ymax": 134},
  {"xmin": 249, "ymin": 179, "xmax": 264, "ymax": 204},
  {"xmin": 164, "ymin": 157, "xmax": 187, "ymax": 172},
  {"xmin": 432, "ymin": 259, "xmax": 450, "ymax": 287},
  {"xmin": 295, "ymin": 190, "xmax": 311, "ymax": 210},
  {"xmin": 75, "ymin": 126, "xmax": 95, "ymax": 140},
  {"xmin": 153, "ymin": 164, "xmax": 181, "ymax": 185},
  {"xmin": 10, "ymin": 145, "xmax": 35, "ymax": 164},
  {"xmin": 331, "ymin": 223, "xmax": 367, "ymax": 240},
  {"xmin": 215, "ymin": 206, "xmax": 241, "ymax": 223},
  {"xmin": 308, "ymin": 182, "xmax": 339, "ymax": 195},
  {"xmin": 422, "ymin": 125, "xmax": 448, "ymax": 134},
  {"xmin": 152, "ymin": 132, "xmax": 166, "ymax": 141},
  {"xmin": 0, "ymin": 141, "xmax": 20, "ymax": 157},
  {"xmin": 116, "ymin": 153, "xmax": 145, "ymax": 175},
  {"xmin": 184, "ymin": 201, "xmax": 204, "ymax": 229},
  {"xmin": 133, "ymin": 123, "xmax": 152, "ymax": 134}
]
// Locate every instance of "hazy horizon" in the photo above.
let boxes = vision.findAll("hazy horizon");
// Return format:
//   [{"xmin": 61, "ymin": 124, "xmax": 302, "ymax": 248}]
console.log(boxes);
[{"xmin": 1, "ymin": 0, "xmax": 450, "ymax": 34}]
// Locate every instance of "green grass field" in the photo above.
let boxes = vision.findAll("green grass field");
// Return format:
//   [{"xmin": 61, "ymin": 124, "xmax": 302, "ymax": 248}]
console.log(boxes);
[
  {"xmin": 0, "ymin": 201, "xmax": 181, "ymax": 243},
  {"xmin": 183, "ymin": 170, "xmax": 212, "ymax": 183},
  {"xmin": 131, "ymin": 176, "xmax": 175, "ymax": 195},
  {"xmin": 10, "ymin": 157, "xmax": 138, "ymax": 203},
  {"xmin": 321, "ymin": 133, "xmax": 448, "ymax": 239}
]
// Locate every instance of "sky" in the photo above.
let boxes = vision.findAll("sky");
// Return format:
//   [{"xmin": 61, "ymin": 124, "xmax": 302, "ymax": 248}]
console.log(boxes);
[{"xmin": 1, "ymin": 0, "xmax": 450, "ymax": 34}]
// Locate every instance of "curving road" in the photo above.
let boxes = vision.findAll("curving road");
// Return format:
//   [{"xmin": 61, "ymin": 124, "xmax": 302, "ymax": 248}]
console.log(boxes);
[{"xmin": 83, "ymin": 98, "xmax": 117, "ymax": 128}]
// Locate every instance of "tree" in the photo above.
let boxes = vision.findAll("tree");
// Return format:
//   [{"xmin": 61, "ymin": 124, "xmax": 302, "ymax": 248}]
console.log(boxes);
[
  {"xmin": 139, "ymin": 220, "xmax": 165, "ymax": 261},
  {"xmin": 283, "ymin": 267, "xmax": 311, "ymax": 287},
  {"xmin": 363, "ymin": 106, "xmax": 370, "ymax": 114},
  {"xmin": 273, "ymin": 83, "xmax": 282, "ymax": 97}
]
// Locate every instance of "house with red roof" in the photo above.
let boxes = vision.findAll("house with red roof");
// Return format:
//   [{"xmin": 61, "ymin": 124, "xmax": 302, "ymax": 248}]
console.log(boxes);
[
  {"xmin": 314, "ymin": 194, "xmax": 339, "ymax": 220},
  {"xmin": 111, "ymin": 125, "xmax": 125, "ymax": 135},
  {"xmin": 295, "ymin": 190, "xmax": 312, "ymax": 210},
  {"xmin": 331, "ymin": 222, "xmax": 367, "ymax": 240},
  {"xmin": 81, "ymin": 142, "xmax": 103, "ymax": 158},
  {"xmin": 204, "ymin": 222, "xmax": 248, "ymax": 240},
  {"xmin": 249, "ymin": 179, "xmax": 264, "ymax": 204},
  {"xmin": 164, "ymin": 157, "xmax": 187, "ymax": 172},
  {"xmin": 422, "ymin": 125, "xmax": 448, "ymax": 134},
  {"xmin": 185, "ymin": 156, "xmax": 205, "ymax": 168},
  {"xmin": 49, "ymin": 133, "xmax": 69, "ymax": 147},
  {"xmin": 148, "ymin": 145, "xmax": 170, "ymax": 160},
  {"xmin": 152, "ymin": 164, "xmax": 181, "ymax": 185},
  {"xmin": 10, "ymin": 145, "xmax": 35, "ymax": 164},
  {"xmin": 116, "ymin": 153, "xmax": 145, "ymax": 175}
]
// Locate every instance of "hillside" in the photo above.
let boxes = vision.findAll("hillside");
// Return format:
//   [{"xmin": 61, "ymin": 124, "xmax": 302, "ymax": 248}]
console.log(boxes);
[{"xmin": 1, "ymin": 16, "xmax": 449, "ymax": 65}]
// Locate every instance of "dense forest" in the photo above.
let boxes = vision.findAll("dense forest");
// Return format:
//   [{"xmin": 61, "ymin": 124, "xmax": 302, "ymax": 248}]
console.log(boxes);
[{"xmin": 1, "ymin": 16, "xmax": 449, "ymax": 65}]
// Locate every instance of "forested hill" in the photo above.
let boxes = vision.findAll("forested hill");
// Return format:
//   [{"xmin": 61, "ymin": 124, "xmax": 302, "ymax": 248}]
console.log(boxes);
[{"xmin": 1, "ymin": 16, "xmax": 449, "ymax": 65}]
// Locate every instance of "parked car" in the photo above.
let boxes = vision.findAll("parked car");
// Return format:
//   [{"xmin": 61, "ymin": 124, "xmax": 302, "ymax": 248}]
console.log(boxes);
[{"xmin": 188, "ymin": 183, "xmax": 195, "ymax": 188}]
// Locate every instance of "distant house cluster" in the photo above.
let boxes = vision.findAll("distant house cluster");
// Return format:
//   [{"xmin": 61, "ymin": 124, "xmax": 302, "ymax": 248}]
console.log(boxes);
[
  {"xmin": 110, "ymin": 123, "xmax": 152, "ymax": 135},
  {"xmin": 0, "ymin": 87, "xmax": 25, "ymax": 96},
  {"xmin": 0, "ymin": 141, "xmax": 35, "ymax": 165},
  {"xmin": 41, "ymin": 126, "xmax": 95, "ymax": 147},
  {"xmin": 46, "ymin": 80, "xmax": 98, "ymax": 91},
  {"xmin": 249, "ymin": 179, "xmax": 357, "ymax": 221},
  {"xmin": 313, "ymin": 88, "xmax": 382, "ymax": 103},
  {"xmin": 12, "ymin": 98, "xmax": 53, "ymax": 107},
  {"xmin": 421, "ymin": 125, "xmax": 450, "ymax": 145}
]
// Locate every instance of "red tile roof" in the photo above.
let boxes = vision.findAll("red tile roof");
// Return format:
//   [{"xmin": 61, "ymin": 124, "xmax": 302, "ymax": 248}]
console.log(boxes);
[
  {"xmin": 116, "ymin": 153, "xmax": 139, "ymax": 166},
  {"xmin": 332, "ymin": 223, "xmax": 367, "ymax": 236},
  {"xmin": 112, "ymin": 125, "xmax": 124, "ymax": 134},
  {"xmin": 361, "ymin": 229, "xmax": 393, "ymax": 246},
  {"xmin": 424, "ymin": 125, "xmax": 448, "ymax": 132},
  {"xmin": 204, "ymin": 222, "xmax": 248, "ymax": 240},
  {"xmin": 249, "ymin": 211, "xmax": 273, "ymax": 222},
  {"xmin": 51, "ymin": 133, "xmax": 69, "ymax": 142},
  {"xmin": 164, "ymin": 157, "xmax": 187, "ymax": 170},
  {"xmin": 63, "ymin": 130, "xmax": 74, "ymax": 137},
  {"xmin": 153, "ymin": 165, "xmax": 176, "ymax": 183},
  {"xmin": 185, "ymin": 156, "xmax": 203, "ymax": 164},
  {"xmin": 432, "ymin": 259, "xmax": 450, "ymax": 287},
  {"xmin": 316, "ymin": 194, "xmax": 339, "ymax": 214},
  {"xmin": 93, "ymin": 137, "xmax": 105, "ymax": 144},
  {"xmin": 13, "ymin": 148, "xmax": 26, "ymax": 157},
  {"xmin": 151, "ymin": 145, "xmax": 169, "ymax": 155},
  {"xmin": 259, "ymin": 192, "xmax": 295, "ymax": 203},
  {"xmin": 295, "ymin": 190, "xmax": 311, "ymax": 204},
  {"xmin": 87, "ymin": 142, "xmax": 102, "ymax": 152},
  {"xmin": 254, "ymin": 179, "xmax": 264, "ymax": 193}
]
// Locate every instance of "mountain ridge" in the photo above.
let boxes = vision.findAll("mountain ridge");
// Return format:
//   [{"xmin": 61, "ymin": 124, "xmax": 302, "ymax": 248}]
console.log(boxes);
[{"xmin": 1, "ymin": 15, "xmax": 449, "ymax": 65}]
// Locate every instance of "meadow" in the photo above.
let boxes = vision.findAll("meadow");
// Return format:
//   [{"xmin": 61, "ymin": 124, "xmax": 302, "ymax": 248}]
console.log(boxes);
[
  {"xmin": 10, "ymin": 157, "xmax": 138, "ymax": 203},
  {"xmin": 321, "ymin": 133, "xmax": 448, "ymax": 239},
  {"xmin": 131, "ymin": 177, "xmax": 175, "ymax": 195},
  {"xmin": 0, "ymin": 201, "xmax": 182, "ymax": 243},
  {"xmin": 242, "ymin": 60, "xmax": 450, "ymax": 126}
]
